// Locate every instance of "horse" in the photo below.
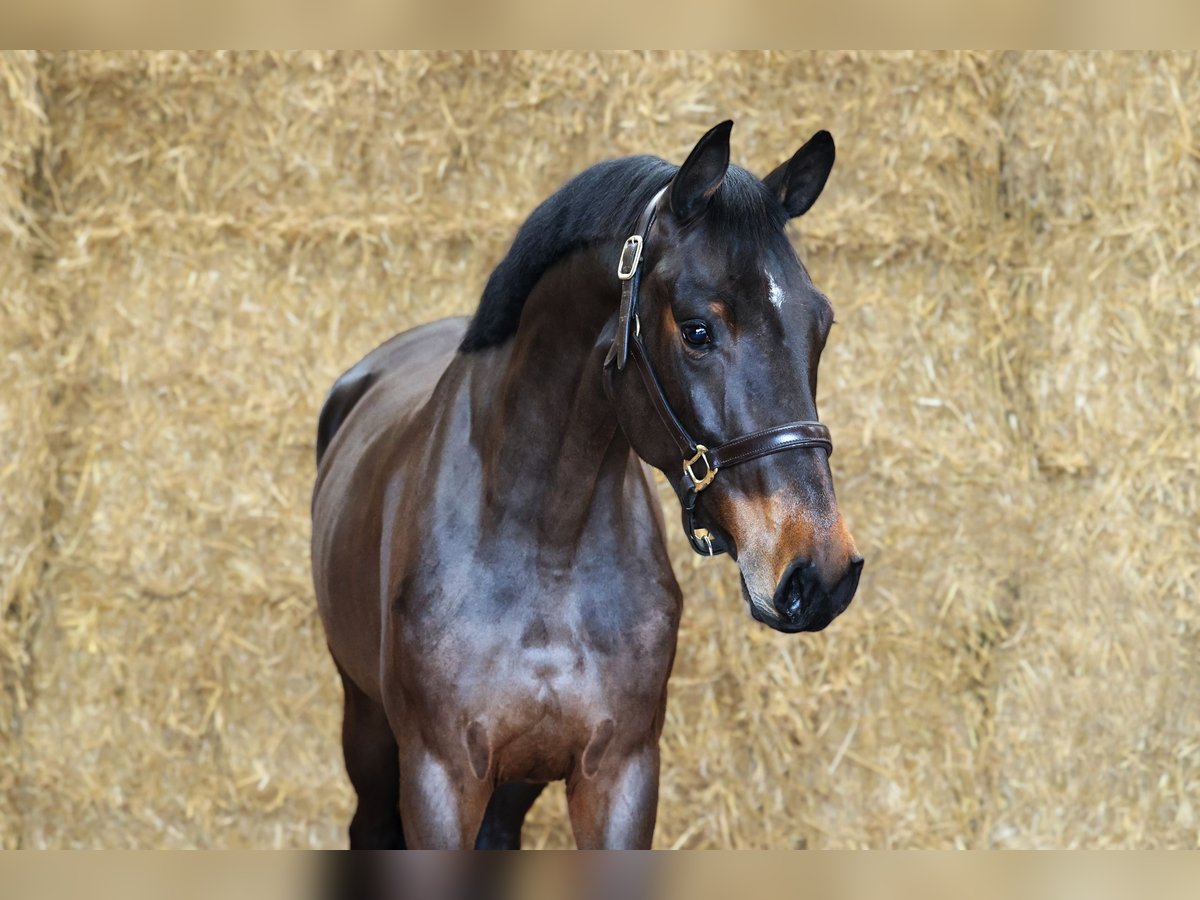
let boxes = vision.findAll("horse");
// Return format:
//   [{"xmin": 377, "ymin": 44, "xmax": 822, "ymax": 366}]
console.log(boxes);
[{"xmin": 311, "ymin": 120, "xmax": 862, "ymax": 850}]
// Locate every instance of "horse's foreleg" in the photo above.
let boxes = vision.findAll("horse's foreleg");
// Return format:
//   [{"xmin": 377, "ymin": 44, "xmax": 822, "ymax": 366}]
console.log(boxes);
[
  {"xmin": 566, "ymin": 745, "xmax": 659, "ymax": 849},
  {"xmin": 397, "ymin": 745, "xmax": 492, "ymax": 849},
  {"xmin": 338, "ymin": 667, "xmax": 405, "ymax": 849}
]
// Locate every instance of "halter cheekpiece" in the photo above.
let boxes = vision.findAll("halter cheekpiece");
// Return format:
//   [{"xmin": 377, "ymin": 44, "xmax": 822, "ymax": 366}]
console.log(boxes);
[{"xmin": 603, "ymin": 187, "xmax": 834, "ymax": 557}]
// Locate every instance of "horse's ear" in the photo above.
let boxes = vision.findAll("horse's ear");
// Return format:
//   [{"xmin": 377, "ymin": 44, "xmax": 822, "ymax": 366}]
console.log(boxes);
[
  {"xmin": 762, "ymin": 130, "xmax": 836, "ymax": 218},
  {"xmin": 668, "ymin": 120, "xmax": 733, "ymax": 223}
]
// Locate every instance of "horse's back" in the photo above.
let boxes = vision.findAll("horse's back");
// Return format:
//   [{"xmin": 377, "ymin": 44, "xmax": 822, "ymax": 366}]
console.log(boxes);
[
  {"xmin": 316, "ymin": 317, "xmax": 466, "ymax": 463},
  {"xmin": 311, "ymin": 316, "xmax": 467, "ymax": 696}
]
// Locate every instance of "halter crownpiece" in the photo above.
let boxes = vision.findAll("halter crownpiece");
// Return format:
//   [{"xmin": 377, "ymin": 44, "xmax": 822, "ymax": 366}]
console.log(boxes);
[{"xmin": 603, "ymin": 186, "xmax": 833, "ymax": 557}]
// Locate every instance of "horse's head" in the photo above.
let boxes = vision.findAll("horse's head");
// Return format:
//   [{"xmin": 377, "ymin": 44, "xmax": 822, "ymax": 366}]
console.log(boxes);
[{"xmin": 610, "ymin": 121, "xmax": 862, "ymax": 633}]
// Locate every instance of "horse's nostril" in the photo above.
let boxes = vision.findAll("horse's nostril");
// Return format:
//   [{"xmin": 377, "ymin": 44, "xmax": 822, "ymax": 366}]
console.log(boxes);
[
  {"xmin": 774, "ymin": 560, "xmax": 819, "ymax": 623},
  {"xmin": 768, "ymin": 556, "xmax": 860, "ymax": 632},
  {"xmin": 778, "ymin": 588, "xmax": 802, "ymax": 621}
]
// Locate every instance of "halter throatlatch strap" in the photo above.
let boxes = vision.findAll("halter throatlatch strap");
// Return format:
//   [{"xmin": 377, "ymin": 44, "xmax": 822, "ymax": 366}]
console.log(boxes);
[{"xmin": 603, "ymin": 187, "xmax": 834, "ymax": 557}]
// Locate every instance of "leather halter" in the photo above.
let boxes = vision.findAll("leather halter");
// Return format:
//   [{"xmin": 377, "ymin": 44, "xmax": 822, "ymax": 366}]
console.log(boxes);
[{"xmin": 603, "ymin": 187, "xmax": 834, "ymax": 557}]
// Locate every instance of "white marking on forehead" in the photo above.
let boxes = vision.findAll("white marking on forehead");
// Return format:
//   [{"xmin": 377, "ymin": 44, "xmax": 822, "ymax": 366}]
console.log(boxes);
[{"xmin": 766, "ymin": 271, "xmax": 785, "ymax": 310}]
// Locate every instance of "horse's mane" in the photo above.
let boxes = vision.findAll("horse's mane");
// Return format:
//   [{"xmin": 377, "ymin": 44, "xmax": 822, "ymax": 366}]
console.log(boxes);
[{"xmin": 458, "ymin": 155, "xmax": 788, "ymax": 353}]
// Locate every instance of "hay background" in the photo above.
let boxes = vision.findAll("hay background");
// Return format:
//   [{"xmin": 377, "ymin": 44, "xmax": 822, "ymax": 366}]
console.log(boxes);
[{"xmin": 0, "ymin": 51, "xmax": 1196, "ymax": 848}]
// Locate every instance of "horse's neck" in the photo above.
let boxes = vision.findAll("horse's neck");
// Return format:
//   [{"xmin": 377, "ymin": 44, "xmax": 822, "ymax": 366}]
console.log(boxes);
[{"xmin": 473, "ymin": 251, "xmax": 637, "ymax": 561}]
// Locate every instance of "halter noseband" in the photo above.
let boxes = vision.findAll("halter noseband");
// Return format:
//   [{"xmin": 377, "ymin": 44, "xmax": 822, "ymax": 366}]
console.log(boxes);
[{"xmin": 603, "ymin": 187, "xmax": 834, "ymax": 557}]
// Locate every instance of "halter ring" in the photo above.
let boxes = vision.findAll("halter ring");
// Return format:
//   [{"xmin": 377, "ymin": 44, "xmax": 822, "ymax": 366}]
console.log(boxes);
[{"xmin": 683, "ymin": 445, "xmax": 718, "ymax": 492}]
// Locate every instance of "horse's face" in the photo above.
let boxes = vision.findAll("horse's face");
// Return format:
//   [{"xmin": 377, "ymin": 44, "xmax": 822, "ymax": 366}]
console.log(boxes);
[{"xmin": 620, "ymin": 123, "xmax": 861, "ymax": 633}]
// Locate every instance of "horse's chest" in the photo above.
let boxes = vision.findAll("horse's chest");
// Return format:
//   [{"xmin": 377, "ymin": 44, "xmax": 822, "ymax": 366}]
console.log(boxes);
[
  {"xmin": 391, "ymin": 575, "xmax": 680, "ymax": 782},
  {"xmin": 404, "ymin": 589, "xmax": 677, "ymax": 708}
]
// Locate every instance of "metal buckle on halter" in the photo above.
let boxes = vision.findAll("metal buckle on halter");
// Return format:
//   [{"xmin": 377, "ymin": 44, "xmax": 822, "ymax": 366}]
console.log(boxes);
[
  {"xmin": 691, "ymin": 527, "xmax": 715, "ymax": 557},
  {"xmin": 683, "ymin": 444, "xmax": 717, "ymax": 492},
  {"xmin": 617, "ymin": 235, "xmax": 643, "ymax": 281}
]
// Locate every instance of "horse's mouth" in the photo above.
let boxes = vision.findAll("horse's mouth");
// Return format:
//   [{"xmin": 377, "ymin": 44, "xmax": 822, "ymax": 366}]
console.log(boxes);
[
  {"xmin": 738, "ymin": 564, "xmax": 859, "ymax": 634},
  {"xmin": 738, "ymin": 575, "xmax": 799, "ymax": 633}
]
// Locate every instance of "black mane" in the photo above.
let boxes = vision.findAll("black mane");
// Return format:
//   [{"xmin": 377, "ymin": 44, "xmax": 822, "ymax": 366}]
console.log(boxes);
[{"xmin": 458, "ymin": 155, "xmax": 787, "ymax": 353}]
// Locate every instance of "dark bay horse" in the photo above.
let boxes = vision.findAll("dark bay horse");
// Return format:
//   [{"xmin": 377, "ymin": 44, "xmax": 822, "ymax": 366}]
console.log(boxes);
[{"xmin": 311, "ymin": 121, "xmax": 862, "ymax": 849}]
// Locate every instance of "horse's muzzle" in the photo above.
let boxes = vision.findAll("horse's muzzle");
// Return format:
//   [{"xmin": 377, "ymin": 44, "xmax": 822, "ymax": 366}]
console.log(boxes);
[{"xmin": 759, "ymin": 555, "xmax": 863, "ymax": 633}]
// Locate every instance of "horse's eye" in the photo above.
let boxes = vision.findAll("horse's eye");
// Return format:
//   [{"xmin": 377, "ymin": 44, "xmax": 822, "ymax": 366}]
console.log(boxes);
[{"xmin": 681, "ymin": 321, "xmax": 712, "ymax": 347}]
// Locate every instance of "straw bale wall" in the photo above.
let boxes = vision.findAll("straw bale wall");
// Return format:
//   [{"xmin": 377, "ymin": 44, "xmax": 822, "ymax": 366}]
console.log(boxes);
[
  {"xmin": 1, "ymin": 52, "xmax": 51, "ymax": 849},
  {"xmin": 0, "ymin": 51, "xmax": 1196, "ymax": 847}
]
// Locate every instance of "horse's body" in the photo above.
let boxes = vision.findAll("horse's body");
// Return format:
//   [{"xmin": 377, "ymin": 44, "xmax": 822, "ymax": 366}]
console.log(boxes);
[
  {"xmin": 312, "ymin": 122, "xmax": 861, "ymax": 848},
  {"xmin": 313, "ymin": 307, "xmax": 679, "ymax": 848}
]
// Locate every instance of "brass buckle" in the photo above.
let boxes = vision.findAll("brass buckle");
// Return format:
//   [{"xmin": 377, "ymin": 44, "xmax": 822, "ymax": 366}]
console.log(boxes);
[
  {"xmin": 683, "ymin": 444, "xmax": 717, "ymax": 492},
  {"xmin": 617, "ymin": 235, "xmax": 643, "ymax": 280}
]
